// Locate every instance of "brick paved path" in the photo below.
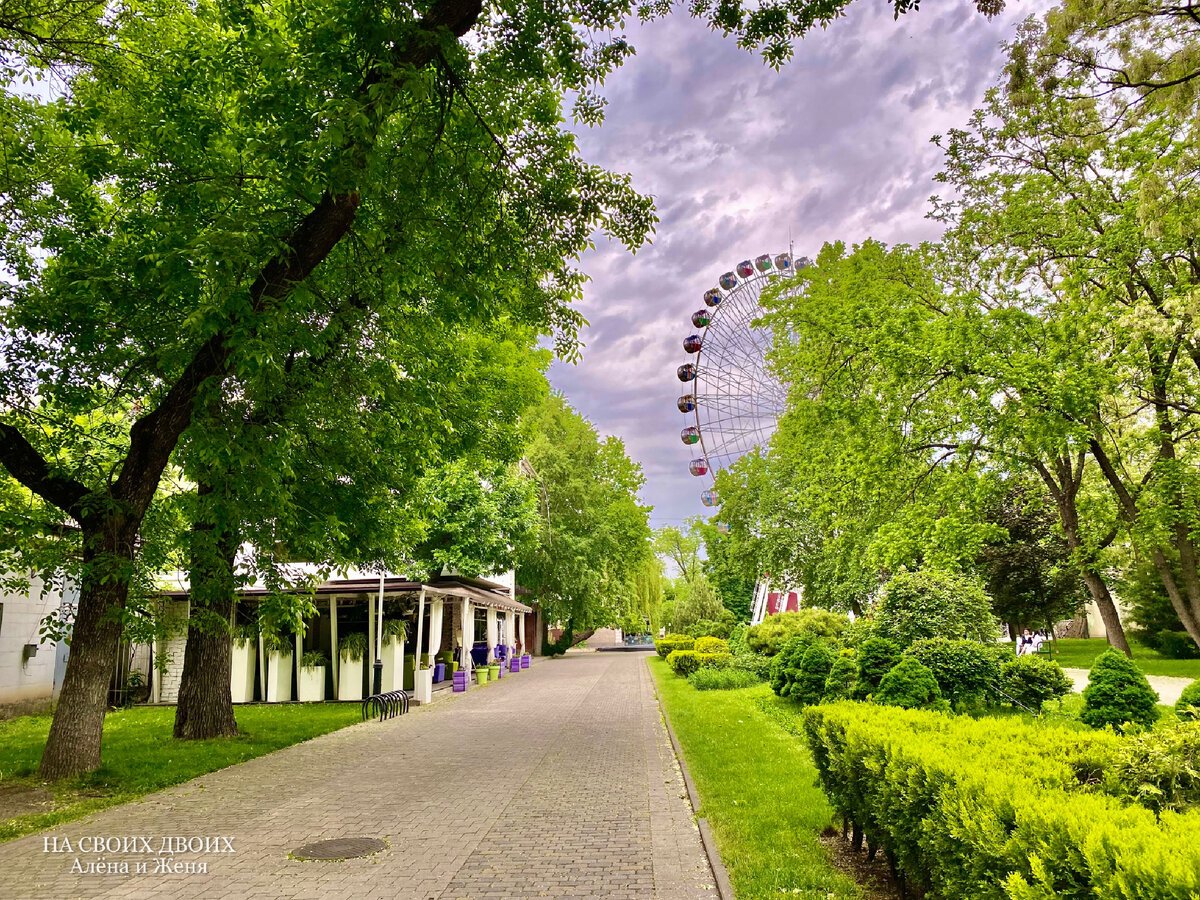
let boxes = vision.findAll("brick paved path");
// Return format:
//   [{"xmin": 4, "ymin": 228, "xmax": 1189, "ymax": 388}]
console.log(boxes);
[{"xmin": 0, "ymin": 653, "xmax": 713, "ymax": 899}]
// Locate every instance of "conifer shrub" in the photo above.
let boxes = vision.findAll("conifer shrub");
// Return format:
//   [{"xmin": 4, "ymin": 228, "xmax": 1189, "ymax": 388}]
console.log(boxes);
[
  {"xmin": 852, "ymin": 636, "xmax": 901, "ymax": 699},
  {"xmin": 790, "ymin": 642, "xmax": 836, "ymax": 706},
  {"xmin": 1104, "ymin": 719, "xmax": 1200, "ymax": 815},
  {"xmin": 655, "ymin": 634, "xmax": 694, "ymax": 659},
  {"xmin": 903, "ymin": 638, "xmax": 1001, "ymax": 708},
  {"xmin": 747, "ymin": 609, "xmax": 849, "ymax": 656},
  {"xmin": 1177, "ymin": 679, "xmax": 1200, "ymax": 721},
  {"xmin": 1080, "ymin": 648, "xmax": 1160, "ymax": 732},
  {"xmin": 823, "ymin": 652, "xmax": 858, "ymax": 701},
  {"xmin": 731, "ymin": 651, "xmax": 772, "ymax": 681},
  {"xmin": 874, "ymin": 657, "xmax": 943, "ymax": 710},
  {"xmin": 667, "ymin": 649, "xmax": 732, "ymax": 677},
  {"xmin": 694, "ymin": 636, "xmax": 730, "ymax": 654},
  {"xmin": 687, "ymin": 667, "xmax": 761, "ymax": 691},
  {"xmin": 1156, "ymin": 630, "xmax": 1200, "ymax": 660},
  {"xmin": 999, "ymin": 654, "xmax": 1073, "ymax": 711},
  {"xmin": 874, "ymin": 568, "xmax": 998, "ymax": 648},
  {"xmin": 769, "ymin": 634, "xmax": 816, "ymax": 698}
]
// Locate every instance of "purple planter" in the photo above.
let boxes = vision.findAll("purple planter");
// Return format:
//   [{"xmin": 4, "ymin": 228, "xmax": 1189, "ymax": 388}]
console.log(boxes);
[
  {"xmin": 520, "ymin": 654, "xmax": 531, "ymax": 669},
  {"xmin": 509, "ymin": 657, "xmax": 520, "ymax": 673},
  {"xmin": 452, "ymin": 670, "xmax": 468, "ymax": 693},
  {"xmin": 434, "ymin": 662, "xmax": 446, "ymax": 683}
]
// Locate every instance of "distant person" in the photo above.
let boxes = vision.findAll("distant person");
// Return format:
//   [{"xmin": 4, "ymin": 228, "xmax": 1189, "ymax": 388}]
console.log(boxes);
[
  {"xmin": 1031, "ymin": 631, "xmax": 1046, "ymax": 654},
  {"xmin": 1017, "ymin": 629, "xmax": 1035, "ymax": 655}
]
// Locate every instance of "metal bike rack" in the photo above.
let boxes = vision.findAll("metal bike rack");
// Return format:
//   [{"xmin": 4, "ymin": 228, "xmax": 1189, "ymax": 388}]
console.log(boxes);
[{"xmin": 361, "ymin": 689, "xmax": 410, "ymax": 721}]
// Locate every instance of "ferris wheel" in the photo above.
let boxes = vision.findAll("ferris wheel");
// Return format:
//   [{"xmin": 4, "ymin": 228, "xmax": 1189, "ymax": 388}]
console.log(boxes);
[{"xmin": 675, "ymin": 251, "xmax": 808, "ymax": 509}]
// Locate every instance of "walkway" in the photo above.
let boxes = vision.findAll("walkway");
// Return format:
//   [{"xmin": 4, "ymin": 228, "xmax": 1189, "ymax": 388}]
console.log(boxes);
[
  {"xmin": 1063, "ymin": 667, "xmax": 1194, "ymax": 705},
  {"xmin": 0, "ymin": 654, "xmax": 713, "ymax": 899}
]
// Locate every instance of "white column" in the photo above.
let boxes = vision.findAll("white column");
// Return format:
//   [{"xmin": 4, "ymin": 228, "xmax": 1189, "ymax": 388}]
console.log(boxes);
[
  {"xmin": 427, "ymin": 599, "xmax": 444, "ymax": 665},
  {"xmin": 519, "ymin": 610, "xmax": 527, "ymax": 656},
  {"xmin": 461, "ymin": 597, "xmax": 472, "ymax": 674},
  {"xmin": 330, "ymin": 596, "xmax": 339, "ymax": 696},
  {"xmin": 414, "ymin": 588, "xmax": 427, "ymax": 677},
  {"xmin": 257, "ymin": 631, "xmax": 266, "ymax": 701},
  {"xmin": 486, "ymin": 609, "xmax": 497, "ymax": 662}
]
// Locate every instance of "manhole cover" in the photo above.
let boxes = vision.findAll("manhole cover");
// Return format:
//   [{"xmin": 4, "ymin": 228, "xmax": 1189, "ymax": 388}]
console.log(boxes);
[{"xmin": 292, "ymin": 837, "xmax": 387, "ymax": 860}]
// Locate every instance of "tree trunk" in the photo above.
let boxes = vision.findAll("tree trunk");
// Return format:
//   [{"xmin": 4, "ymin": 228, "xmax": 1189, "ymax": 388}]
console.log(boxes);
[
  {"xmin": 1080, "ymin": 570, "xmax": 1130, "ymax": 655},
  {"xmin": 174, "ymin": 486, "xmax": 240, "ymax": 740},
  {"xmin": 39, "ymin": 524, "xmax": 134, "ymax": 780}
]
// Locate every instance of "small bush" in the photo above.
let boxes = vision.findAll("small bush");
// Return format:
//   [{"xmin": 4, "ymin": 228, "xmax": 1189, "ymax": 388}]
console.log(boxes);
[
  {"xmin": 999, "ymin": 654, "xmax": 1073, "ymax": 711},
  {"xmin": 823, "ymin": 653, "xmax": 858, "ymax": 701},
  {"xmin": 840, "ymin": 617, "xmax": 875, "ymax": 648},
  {"xmin": 874, "ymin": 568, "xmax": 999, "ymax": 648},
  {"xmin": 667, "ymin": 649, "xmax": 701, "ymax": 677},
  {"xmin": 1081, "ymin": 648, "xmax": 1160, "ymax": 732},
  {"xmin": 685, "ymin": 614, "xmax": 735, "ymax": 639},
  {"xmin": 769, "ymin": 634, "xmax": 816, "ymax": 697},
  {"xmin": 903, "ymin": 638, "xmax": 1002, "ymax": 708},
  {"xmin": 694, "ymin": 636, "xmax": 731, "ymax": 654},
  {"xmin": 656, "ymin": 634, "xmax": 694, "ymax": 659},
  {"xmin": 1103, "ymin": 719, "xmax": 1200, "ymax": 815},
  {"xmin": 853, "ymin": 636, "xmax": 902, "ymax": 699},
  {"xmin": 746, "ymin": 609, "xmax": 849, "ymax": 656},
  {"xmin": 874, "ymin": 657, "xmax": 943, "ymax": 710},
  {"xmin": 731, "ymin": 652, "xmax": 772, "ymax": 681},
  {"xmin": 1177, "ymin": 679, "xmax": 1200, "ymax": 721},
  {"xmin": 688, "ymin": 667, "xmax": 762, "ymax": 691},
  {"xmin": 790, "ymin": 642, "xmax": 837, "ymax": 706},
  {"xmin": 1157, "ymin": 630, "xmax": 1200, "ymax": 660},
  {"xmin": 727, "ymin": 622, "xmax": 749, "ymax": 656}
]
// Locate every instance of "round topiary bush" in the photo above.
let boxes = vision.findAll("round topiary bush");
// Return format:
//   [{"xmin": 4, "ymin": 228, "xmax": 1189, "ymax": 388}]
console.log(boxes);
[
  {"xmin": 903, "ymin": 638, "xmax": 1002, "ymax": 708},
  {"xmin": 790, "ymin": 642, "xmax": 837, "ymax": 706},
  {"xmin": 1176, "ymin": 679, "xmax": 1200, "ymax": 721},
  {"xmin": 769, "ymin": 634, "xmax": 816, "ymax": 697},
  {"xmin": 667, "ymin": 649, "xmax": 701, "ymax": 677},
  {"xmin": 999, "ymin": 655, "xmax": 1073, "ymax": 711},
  {"xmin": 694, "ymin": 636, "xmax": 731, "ymax": 655},
  {"xmin": 823, "ymin": 652, "xmax": 858, "ymax": 701},
  {"xmin": 656, "ymin": 634, "xmax": 694, "ymax": 659},
  {"xmin": 1080, "ymin": 649, "xmax": 1160, "ymax": 732},
  {"xmin": 874, "ymin": 656, "xmax": 943, "ymax": 710},
  {"xmin": 747, "ymin": 609, "xmax": 849, "ymax": 657},
  {"xmin": 874, "ymin": 568, "xmax": 999, "ymax": 648},
  {"xmin": 853, "ymin": 636, "xmax": 902, "ymax": 700}
]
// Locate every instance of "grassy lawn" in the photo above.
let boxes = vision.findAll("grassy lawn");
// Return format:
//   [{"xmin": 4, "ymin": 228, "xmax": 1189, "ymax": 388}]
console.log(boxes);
[
  {"xmin": 1049, "ymin": 638, "xmax": 1200, "ymax": 679},
  {"xmin": 650, "ymin": 657, "xmax": 867, "ymax": 900},
  {"xmin": 0, "ymin": 703, "xmax": 361, "ymax": 843}
]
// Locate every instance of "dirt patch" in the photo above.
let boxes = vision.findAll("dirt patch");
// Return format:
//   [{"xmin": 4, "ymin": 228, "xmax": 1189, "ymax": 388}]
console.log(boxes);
[
  {"xmin": 0, "ymin": 781, "xmax": 56, "ymax": 820},
  {"xmin": 820, "ymin": 827, "xmax": 899, "ymax": 900}
]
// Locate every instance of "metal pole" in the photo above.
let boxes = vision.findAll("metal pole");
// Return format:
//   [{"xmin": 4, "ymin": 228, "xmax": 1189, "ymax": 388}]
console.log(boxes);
[{"xmin": 373, "ymin": 573, "xmax": 385, "ymax": 695}]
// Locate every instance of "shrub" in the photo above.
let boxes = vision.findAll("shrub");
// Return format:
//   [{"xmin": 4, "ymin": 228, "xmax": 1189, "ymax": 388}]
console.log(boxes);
[
  {"xmin": 688, "ymin": 667, "xmax": 761, "ymax": 691},
  {"xmin": 339, "ymin": 632, "xmax": 368, "ymax": 661},
  {"xmin": 790, "ymin": 642, "xmax": 836, "ymax": 706},
  {"xmin": 999, "ymin": 654, "xmax": 1073, "ymax": 711},
  {"xmin": 655, "ymin": 634, "xmax": 694, "ymax": 659},
  {"xmin": 823, "ymin": 653, "xmax": 858, "ymax": 701},
  {"xmin": 852, "ymin": 636, "xmax": 902, "ymax": 700},
  {"xmin": 685, "ymin": 613, "xmax": 735, "ymax": 639},
  {"xmin": 746, "ymin": 609, "xmax": 849, "ymax": 656},
  {"xmin": 1080, "ymin": 648, "xmax": 1160, "ymax": 732},
  {"xmin": 1157, "ymin": 630, "xmax": 1200, "ymax": 660},
  {"xmin": 694, "ymin": 636, "xmax": 731, "ymax": 654},
  {"xmin": 801, "ymin": 703, "xmax": 1200, "ymax": 900},
  {"xmin": 727, "ymin": 622, "xmax": 749, "ymax": 655},
  {"xmin": 903, "ymin": 638, "xmax": 1002, "ymax": 708},
  {"xmin": 840, "ymin": 616, "xmax": 875, "ymax": 648},
  {"xmin": 667, "ymin": 649, "xmax": 701, "ymax": 677},
  {"xmin": 1177, "ymin": 679, "xmax": 1200, "ymax": 721},
  {"xmin": 874, "ymin": 657, "xmax": 943, "ymax": 710},
  {"xmin": 300, "ymin": 651, "xmax": 328, "ymax": 669},
  {"xmin": 873, "ymin": 568, "xmax": 999, "ymax": 648},
  {"xmin": 1104, "ymin": 719, "xmax": 1200, "ymax": 815},
  {"xmin": 731, "ymin": 651, "xmax": 772, "ymax": 681},
  {"xmin": 769, "ymin": 634, "xmax": 816, "ymax": 697}
]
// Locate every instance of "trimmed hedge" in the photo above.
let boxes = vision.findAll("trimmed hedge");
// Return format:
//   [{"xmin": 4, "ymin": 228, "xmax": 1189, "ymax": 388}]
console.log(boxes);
[
  {"xmin": 903, "ymin": 638, "xmax": 1002, "ymax": 708},
  {"xmin": 823, "ymin": 653, "xmax": 858, "ymax": 701},
  {"xmin": 1081, "ymin": 648, "xmax": 1159, "ymax": 732},
  {"xmin": 687, "ymin": 667, "xmax": 761, "ymax": 691},
  {"xmin": 853, "ymin": 636, "xmax": 901, "ymax": 700},
  {"xmin": 667, "ymin": 649, "xmax": 733, "ymax": 677},
  {"xmin": 694, "ymin": 636, "xmax": 731, "ymax": 654},
  {"xmin": 999, "ymin": 654, "xmax": 1073, "ymax": 711},
  {"xmin": 803, "ymin": 703, "xmax": 1200, "ymax": 899},
  {"xmin": 874, "ymin": 656, "xmax": 943, "ymax": 710},
  {"xmin": 1179, "ymin": 679, "xmax": 1200, "ymax": 721},
  {"xmin": 746, "ymin": 609, "xmax": 849, "ymax": 657},
  {"xmin": 656, "ymin": 634, "xmax": 694, "ymax": 659}
]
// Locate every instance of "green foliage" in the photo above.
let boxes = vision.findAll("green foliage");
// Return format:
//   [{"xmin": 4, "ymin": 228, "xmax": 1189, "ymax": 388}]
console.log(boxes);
[
  {"xmin": 999, "ymin": 655, "xmax": 1073, "ymax": 711},
  {"xmin": 902, "ymin": 638, "xmax": 1001, "ymax": 708},
  {"xmin": 801, "ymin": 703, "xmax": 1200, "ymax": 899},
  {"xmin": 381, "ymin": 619, "xmax": 407, "ymax": 641},
  {"xmin": 1156, "ymin": 631, "xmax": 1200, "ymax": 660},
  {"xmin": 231, "ymin": 622, "xmax": 258, "ymax": 645},
  {"xmin": 339, "ymin": 632, "xmax": 368, "ymax": 663},
  {"xmin": 823, "ymin": 653, "xmax": 858, "ymax": 701},
  {"xmin": 1081, "ymin": 649, "xmax": 1160, "ymax": 732},
  {"xmin": 694, "ymin": 636, "xmax": 731, "ymax": 654},
  {"xmin": 687, "ymin": 667, "xmax": 762, "ymax": 691},
  {"xmin": 1177, "ymin": 681, "xmax": 1200, "ymax": 721},
  {"xmin": 771, "ymin": 636, "xmax": 834, "ymax": 703},
  {"xmin": 727, "ymin": 622, "xmax": 749, "ymax": 656},
  {"xmin": 672, "ymin": 579, "xmax": 730, "ymax": 635},
  {"xmin": 770, "ymin": 634, "xmax": 814, "ymax": 697},
  {"xmin": 1103, "ymin": 720, "xmax": 1200, "ymax": 816},
  {"xmin": 684, "ymin": 614, "xmax": 736, "ymax": 640},
  {"xmin": 852, "ymin": 636, "xmax": 902, "ymax": 700},
  {"xmin": 261, "ymin": 630, "xmax": 292, "ymax": 655},
  {"xmin": 300, "ymin": 651, "xmax": 328, "ymax": 669},
  {"xmin": 731, "ymin": 653, "xmax": 773, "ymax": 681},
  {"xmin": 874, "ymin": 568, "xmax": 999, "ymax": 649},
  {"xmin": 747, "ymin": 609, "xmax": 849, "ymax": 657},
  {"xmin": 874, "ymin": 657, "xmax": 943, "ymax": 710},
  {"xmin": 668, "ymin": 649, "xmax": 732, "ymax": 678},
  {"xmin": 655, "ymin": 634, "xmax": 694, "ymax": 659}
]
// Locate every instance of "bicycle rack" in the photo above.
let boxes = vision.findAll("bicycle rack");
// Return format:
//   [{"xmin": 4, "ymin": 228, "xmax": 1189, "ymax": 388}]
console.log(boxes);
[{"xmin": 361, "ymin": 689, "xmax": 410, "ymax": 721}]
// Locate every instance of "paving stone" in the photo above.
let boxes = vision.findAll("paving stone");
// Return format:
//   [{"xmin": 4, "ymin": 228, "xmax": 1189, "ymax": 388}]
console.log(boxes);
[{"xmin": 0, "ymin": 654, "xmax": 712, "ymax": 899}]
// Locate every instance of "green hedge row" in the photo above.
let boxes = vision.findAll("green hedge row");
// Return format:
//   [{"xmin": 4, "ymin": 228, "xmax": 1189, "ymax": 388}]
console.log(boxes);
[
  {"xmin": 655, "ymin": 634, "xmax": 694, "ymax": 658},
  {"xmin": 802, "ymin": 703, "xmax": 1200, "ymax": 899}
]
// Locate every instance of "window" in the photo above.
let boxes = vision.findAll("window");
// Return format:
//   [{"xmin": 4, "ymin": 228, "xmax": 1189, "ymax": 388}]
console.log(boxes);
[{"xmin": 474, "ymin": 607, "xmax": 487, "ymax": 644}]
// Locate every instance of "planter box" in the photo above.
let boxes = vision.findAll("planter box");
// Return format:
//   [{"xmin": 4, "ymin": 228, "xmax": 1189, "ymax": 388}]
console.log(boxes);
[
  {"xmin": 298, "ymin": 666, "xmax": 326, "ymax": 702},
  {"xmin": 488, "ymin": 664, "xmax": 501, "ymax": 681},
  {"xmin": 453, "ymin": 669, "xmax": 469, "ymax": 692},
  {"xmin": 230, "ymin": 640, "xmax": 257, "ymax": 702},
  {"xmin": 476, "ymin": 668, "xmax": 490, "ymax": 685},
  {"xmin": 509, "ymin": 657, "xmax": 520, "ymax": 673},
  {"xmin": 266, "ymin": 651, "xmax": 293, "ymax": 702},
  {"xmin": 433, "ymin": 662, "xmax": 446, "ymax": 683},
  {"xmin": 381, "ymin": 636, "xmax": 405, "ymax": 692},
  {"xmin": 338, "ymin": 654, "xmax": 364, "ymax": 701},
  {"xmin": 415, "ymin": 668, "xmax": 434, "ymax": 705},
  {"xmin": 521, "ymin": 654, "xmax": 531, "ymax": 669}
]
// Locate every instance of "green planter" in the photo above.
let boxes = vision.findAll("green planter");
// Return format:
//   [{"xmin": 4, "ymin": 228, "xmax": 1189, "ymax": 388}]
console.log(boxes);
[
  {"xmin": 488, "ymin": 664, "xmax": 501, "ymax": 681},
  {"xmin": 475, "ymin": 668, "xmax": 490, "ymax": 685}
]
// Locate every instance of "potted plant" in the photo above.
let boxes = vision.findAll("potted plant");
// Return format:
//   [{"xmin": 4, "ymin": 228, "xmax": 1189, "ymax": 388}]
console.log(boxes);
[
  {"xmin": 298, "ymin": 651, "xmax": 327, "ymax": 702},
  {"xmin": 230, "ymin": 622, "xmax": 258, "ymax": 702},
  {"xmin": 263, "ymin": 630, "xmax": 293, "ymax": 702},
  {"xmin": 380, "ymin": 619, "xmax": 407, "ymax": 692},
  {"xmin": 475, "ymin": 665, "xmax": 490, "ymax": 685},
  {"xmin": 338, "ymin": 632, "xmax": 368, "ymax": 701},
  {"xmin": 487, "ymin": 659, "xmax": 501, "ymax": 681},
  {"xmin": 415, "ymin": 660, "xmax": 434, "ymax": 705}
]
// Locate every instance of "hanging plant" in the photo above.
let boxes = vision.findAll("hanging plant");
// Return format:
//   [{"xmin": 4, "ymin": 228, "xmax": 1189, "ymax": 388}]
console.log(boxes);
[{"xmin": 340, "ymin": 632, "xmax": 368, "ymax": 662}]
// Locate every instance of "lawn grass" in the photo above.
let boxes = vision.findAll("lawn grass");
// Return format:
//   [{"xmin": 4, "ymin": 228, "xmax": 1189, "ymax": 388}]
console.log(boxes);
[
  {"xmin": 649, "ymin": 657, "xmax": 867, "ymax": 900},
  {"xmin": 0, "ymin": 703, "xmax": 361, "ymax": 843},
  {"xmin": 1050, "ymin": 638, "xmax": 1200, "ymax": 679}
]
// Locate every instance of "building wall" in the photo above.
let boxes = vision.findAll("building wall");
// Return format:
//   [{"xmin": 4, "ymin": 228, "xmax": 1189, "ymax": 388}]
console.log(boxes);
[
  {"xmin": 155, "ymin": 600, "xmax": 191, "ymax": 704},
  {"xmin": 589, "ymin": 627, "xmax": 623, "ymax": 647},
  {"xmin": 0, "ymin": 575, "xmax": 74, "ymax": 714}
]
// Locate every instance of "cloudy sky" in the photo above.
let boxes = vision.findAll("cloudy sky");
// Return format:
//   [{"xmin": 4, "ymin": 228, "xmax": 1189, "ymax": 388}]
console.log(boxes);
[{"xmin": 547, "ymin": 0, "xmax": 1042, "ymax": 530}]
